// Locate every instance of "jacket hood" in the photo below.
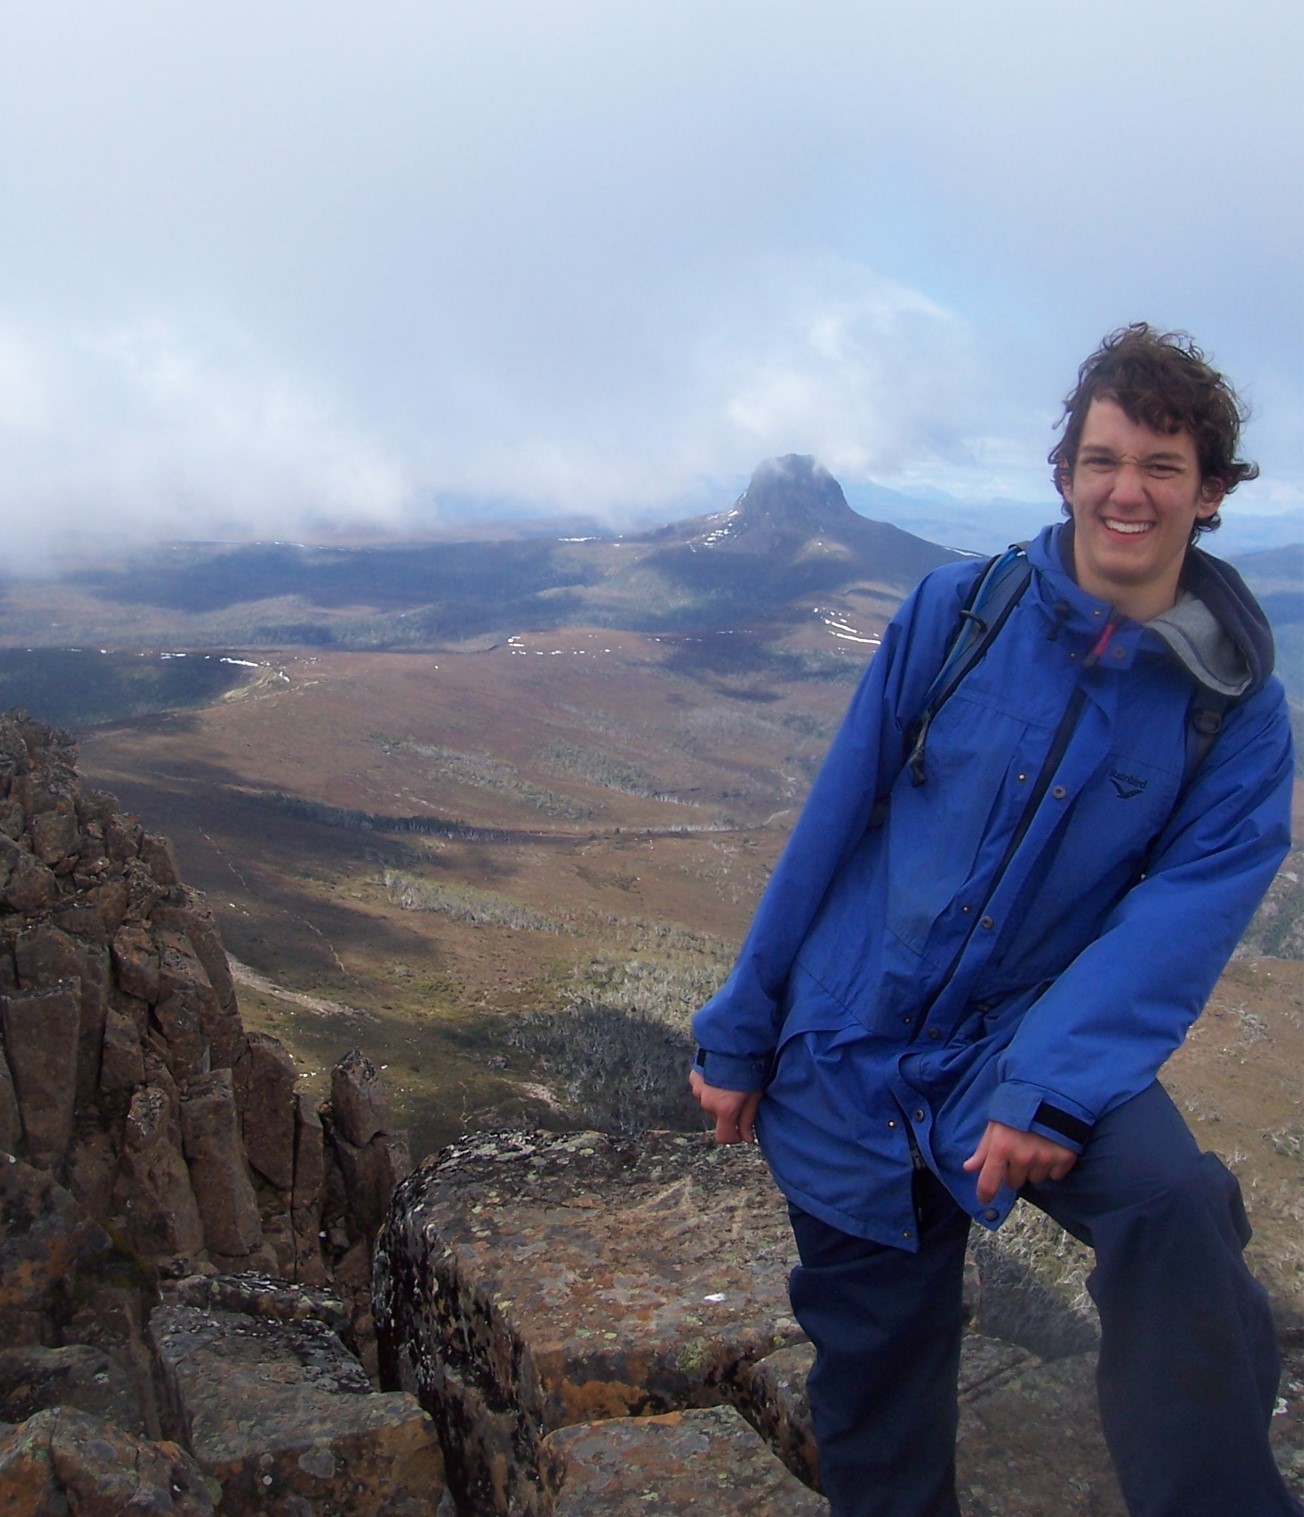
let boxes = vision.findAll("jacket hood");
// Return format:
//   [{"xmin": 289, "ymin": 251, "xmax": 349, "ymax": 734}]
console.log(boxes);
[{"xmin": 1028, "ymin": 522, "xmax": 1275, "ymax": 699}]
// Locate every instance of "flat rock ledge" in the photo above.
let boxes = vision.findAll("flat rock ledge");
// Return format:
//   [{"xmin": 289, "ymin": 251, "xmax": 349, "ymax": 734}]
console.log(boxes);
[{"xmin": 371, "ymin": 1130, "xmax": 1304, "ymax": 1517}]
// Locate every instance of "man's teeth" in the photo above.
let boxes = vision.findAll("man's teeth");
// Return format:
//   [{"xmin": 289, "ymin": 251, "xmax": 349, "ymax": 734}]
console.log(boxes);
[{"xmin": 1105, "ymin": 520, "xmax": 1152, "ymax": 534}]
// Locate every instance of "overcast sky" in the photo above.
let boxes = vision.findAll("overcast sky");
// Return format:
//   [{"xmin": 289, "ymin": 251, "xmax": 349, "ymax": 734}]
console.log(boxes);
[{"xmin": 3, "ymin": 0, "xmax": 1301, "ymax": 566}]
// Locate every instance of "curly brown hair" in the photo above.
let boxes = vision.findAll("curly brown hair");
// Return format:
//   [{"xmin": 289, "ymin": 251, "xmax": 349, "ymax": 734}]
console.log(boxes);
[{"xmin": 1049, "ymin": 324, "xmax": 1258, "ymax": 537}]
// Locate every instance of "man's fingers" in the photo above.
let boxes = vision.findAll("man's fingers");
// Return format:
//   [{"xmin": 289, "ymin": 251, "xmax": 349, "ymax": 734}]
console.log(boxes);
[{"xmin": 690, "ymin": 1074, "xmax": 761, "ymax": 1145}]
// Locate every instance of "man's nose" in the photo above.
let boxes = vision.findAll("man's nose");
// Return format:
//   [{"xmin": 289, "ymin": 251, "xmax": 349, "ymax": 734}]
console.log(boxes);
[{"xmin": 1110, "ymin": 462, "xmax": 1149, "ymax": 506}]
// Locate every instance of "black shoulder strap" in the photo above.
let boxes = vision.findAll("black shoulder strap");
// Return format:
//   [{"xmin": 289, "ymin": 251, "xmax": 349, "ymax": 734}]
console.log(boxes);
[
  {"xmin": 905, "ymin": 545, "xmax": 1032, "ymax": 786},
  {"xmin": 1186, "ymin": 687, "xmax": 1230, "ymax": 784}
]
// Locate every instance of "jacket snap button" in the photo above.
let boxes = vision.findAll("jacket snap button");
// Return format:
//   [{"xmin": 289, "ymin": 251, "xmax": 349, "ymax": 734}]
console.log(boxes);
[
  {"xmin": 887, "ymin": 1119, "xmax": 897, "ymax": 1129},
  {"xmin": 927, "ymin": 1028, "xmax": 941, "ymax": 1041},
  {"xmin": 983, "ymin": 1207, "xmax": 999, "ymax": 1222},
  {"xmin": 1052, "ymin": 785, "xmax": 1067, "ymax": 800},
  {"xmin": 1113, "ymin": 646, "xmax": 1125, "ymax": 660},
  {"xmin": 902, "ymin": 1015, "xmax": 913, "ymax": 1025},
  {"xmin": 913, "ymin": 1109, "xmax": 925, "ymax": 1122},
  {"xmin": 902, "ymin": 1230, "xmax": 912, "ymax": 1240},
  {"xmin": 979, "ymin": 915, "xmax": 994, "ymax": 930}
]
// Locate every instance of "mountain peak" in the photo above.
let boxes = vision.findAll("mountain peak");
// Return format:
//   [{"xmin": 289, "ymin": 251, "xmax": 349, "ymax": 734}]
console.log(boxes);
[{"xmin": 735, "ymin": 454, "xmax": 855, "ymax": 536}]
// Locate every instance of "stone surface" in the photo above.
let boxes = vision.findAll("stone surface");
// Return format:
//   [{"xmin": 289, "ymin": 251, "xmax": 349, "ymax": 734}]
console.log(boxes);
[
  {"xmin": 956, "ymin": 1351, "xmax": 1125, "ymax": 1516},
  {"xmin": 235, "ymin": 1030, "xmax": 299, "ymax": 1191},
  {"xmin": 547, "ymin": 1405, "xmax": 830, "ymax": 1517},
  {"xmin": 335, "ymin": 1127, "xmax": 413, "ymax": 1246},
  {"xmin": 1, "ymin": 982, "xmax": 80, "ymax": 1170},
  {"xmin": 0, "ymin": 1405, "xmax": 216, "ymax": 1516},
  {"xmin": 0, "ymin": 1344, "xmax": 144, "ymax": 1433},
  {"xmin": 740, "ymin": 1342, "xmax": 818, "ymax": 1488},
  {"xmin": 374, "ymin": 1130, "xmax": 802, "ymax": 1516},
  {"xmin": 0, "ymin": 1045, "xmax": 19, "ymax": 1153},
  {"xmin": 152, "ymin": 1302, "xmax": 445, "ymax": 1515},
  {"xmin": 331, "ymin": 1048, "xmax": 395, "ymax": 1148},
  {"xmin": 117, "ymin": 1081, "xmax": 207, "ymax": 1260},
  {"xmin": 0, "ymin": 1155, "xmax": 114, "ymax": 1344},
  {"xmin": 291, "ymin": 1090, "xmax": 327, "ymax": 1282},
  {"xmin": 181, "ymin": 1068, "xmax": 263, "ymax": 1257}
]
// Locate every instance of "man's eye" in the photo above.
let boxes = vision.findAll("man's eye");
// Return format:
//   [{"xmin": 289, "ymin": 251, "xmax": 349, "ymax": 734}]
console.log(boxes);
[
  {"xmin": 1145, "ymin": 465, "xmax": 1180, "ymax": 479},
  {"xmin": 1083, "ymin": 457, "xmax": 1116, "ymax": 472}
]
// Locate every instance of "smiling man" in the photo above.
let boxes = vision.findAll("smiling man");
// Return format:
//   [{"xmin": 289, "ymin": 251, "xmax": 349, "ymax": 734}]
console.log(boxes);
[{"xmin": 690, "ymin": 325, "xmax": 1298, "ymax": 1516}]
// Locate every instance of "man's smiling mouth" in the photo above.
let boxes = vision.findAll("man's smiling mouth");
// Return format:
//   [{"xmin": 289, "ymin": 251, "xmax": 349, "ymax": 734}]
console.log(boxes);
[{"xmin": 1104, "ymin": 519, "xmax": 1153, "ymax": 535}]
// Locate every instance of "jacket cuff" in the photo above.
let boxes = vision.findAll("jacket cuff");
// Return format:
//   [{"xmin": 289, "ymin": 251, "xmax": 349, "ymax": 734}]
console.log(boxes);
[
  {"xmin": 988, "ymin": 1080, "xmax": 1094, "ymax": 1154},
  {"xmin": 693, "ymin": 1047, "xmax": 768, "ymax": 1092},
  {"xmin": 1030, "ymin": 1101, "xmax": 1092, "ymax": 1152}
]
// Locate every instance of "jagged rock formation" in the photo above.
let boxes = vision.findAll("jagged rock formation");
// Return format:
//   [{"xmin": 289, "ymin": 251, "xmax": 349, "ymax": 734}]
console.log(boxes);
[{"xmin": 0, "ymin": 709, "xmax": 442, "ymax": 1512}]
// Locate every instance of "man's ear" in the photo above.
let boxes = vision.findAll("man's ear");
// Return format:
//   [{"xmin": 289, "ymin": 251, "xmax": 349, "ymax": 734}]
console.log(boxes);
[{"xmin": 1197, "ymin": 479, "xmax": 1226, "ymax": 519}]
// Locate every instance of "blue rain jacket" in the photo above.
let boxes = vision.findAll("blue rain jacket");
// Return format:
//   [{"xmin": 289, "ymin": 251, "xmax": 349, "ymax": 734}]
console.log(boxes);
[{"xmin": 691, "ymin": 523, "xmax": 1293, "ymax": 1249}]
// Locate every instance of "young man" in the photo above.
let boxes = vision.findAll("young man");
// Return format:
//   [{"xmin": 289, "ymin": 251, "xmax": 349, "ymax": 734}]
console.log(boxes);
[{"xmin": 690, "ymin": 325, "xmax": 1298, "ymax": 1516}]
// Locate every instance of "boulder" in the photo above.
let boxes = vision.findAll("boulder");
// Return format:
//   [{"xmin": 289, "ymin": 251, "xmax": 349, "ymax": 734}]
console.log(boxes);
[
  {"xmin": 546, "ymin": 1405, "xmax": 829, "ymax": 1516},
  {"xmin": 151, "ymin": 1300, "xmax": 445, "ymax": 1516},
  {"xmin": 374, "ymin": 1131, "xmax": 802, "ymax": 1516},
  {"xmin": 0, "ymin": 1405, "xmax": 215, "ymax": 1516}
]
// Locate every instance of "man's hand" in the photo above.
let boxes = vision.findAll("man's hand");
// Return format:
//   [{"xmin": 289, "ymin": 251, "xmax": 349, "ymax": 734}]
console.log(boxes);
[
  {"xmin": 962, "ymin": 1120, "xmax": 1077, "ymax": 1204},
  {"xmin": 689, "ymin": 1069, "xmax": 762, "ymax": 1144}
]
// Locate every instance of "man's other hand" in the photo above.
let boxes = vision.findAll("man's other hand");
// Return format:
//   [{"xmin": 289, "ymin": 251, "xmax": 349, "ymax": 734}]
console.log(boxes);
[
  {"xmin": 689, "ymin": 1069, "xmax": 762, "ymax": 1144},
  {"xmin": 963, "ymin": 1120, "xmax": 1077, "ymax": 1204}
]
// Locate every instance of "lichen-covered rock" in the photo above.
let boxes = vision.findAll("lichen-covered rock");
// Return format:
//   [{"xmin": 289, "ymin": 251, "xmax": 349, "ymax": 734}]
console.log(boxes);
[
  {"xmin": 0, "ymin": 1405, "xmax": 216, "ymax": 1515},
  {"xmin": 374, "ymin": 1130, "xmax": 802, "ymax": 1516},
  {"xmin": 546, "ymin": 1406, "xmax": 829, "ymax": 1516},
  {"xmin": 166, "ymin": 1270, "xmax": 353, "ymax": 1338},
  {"xmin": 151, "ymin": 1302, "xmax": 444, "ymax": 1515},
  {"xmin": 740, "ymin": 1342, "xmax": 818, "ymax": 1489}
]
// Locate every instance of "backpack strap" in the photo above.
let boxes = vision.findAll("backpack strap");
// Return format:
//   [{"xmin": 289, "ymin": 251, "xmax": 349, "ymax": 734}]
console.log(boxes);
[
  {"xmin": 1186, "ymin": 687, "xmax": 1230, "ymax": 783},
  {"xmin": 905, "ymin": 544, "xmax": 1032, "ymax": 786}
]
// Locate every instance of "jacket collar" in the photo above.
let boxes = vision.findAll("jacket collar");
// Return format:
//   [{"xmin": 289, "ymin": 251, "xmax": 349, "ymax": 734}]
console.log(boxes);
[{"xmin": 1025, "ymin": 522, "xmax": 1274, "ymax": 697}]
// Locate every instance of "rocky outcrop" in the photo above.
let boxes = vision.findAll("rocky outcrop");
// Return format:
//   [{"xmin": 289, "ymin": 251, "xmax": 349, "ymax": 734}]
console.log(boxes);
[{"xmin": 0, "ymin": 711, "xmax": 424, "ymax": 1512}]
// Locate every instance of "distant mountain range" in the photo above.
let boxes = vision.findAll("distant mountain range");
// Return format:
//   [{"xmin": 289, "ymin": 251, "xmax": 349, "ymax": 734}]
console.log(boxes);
[{"xmin": 0, "ymin": 453, "xmax": 1298, "ymax": 702}]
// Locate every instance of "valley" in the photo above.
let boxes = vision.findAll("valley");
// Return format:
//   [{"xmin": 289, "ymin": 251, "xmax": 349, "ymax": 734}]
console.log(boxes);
[{"xmin": 3, "ymin": 458, "xmax": 1300, "ymax": 1315}]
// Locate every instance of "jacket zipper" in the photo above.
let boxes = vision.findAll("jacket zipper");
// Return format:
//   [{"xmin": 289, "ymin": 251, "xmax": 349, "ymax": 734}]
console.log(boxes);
[{"xmin": 917, "ymin": 681, "xmax": 1088, "ymax": 1024}]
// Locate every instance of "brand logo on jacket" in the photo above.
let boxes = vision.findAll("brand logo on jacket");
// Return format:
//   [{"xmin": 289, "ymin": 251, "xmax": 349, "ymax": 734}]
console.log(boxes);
[{"xmin": 1109, "ymin": 770, "xmax": 1148, "ymax": 800}]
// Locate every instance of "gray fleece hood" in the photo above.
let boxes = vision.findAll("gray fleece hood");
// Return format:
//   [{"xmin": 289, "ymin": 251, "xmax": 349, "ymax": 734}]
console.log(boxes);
[{"xmin": 1147, "ymin": 548, "xmax": 1277, "ymax": 699}]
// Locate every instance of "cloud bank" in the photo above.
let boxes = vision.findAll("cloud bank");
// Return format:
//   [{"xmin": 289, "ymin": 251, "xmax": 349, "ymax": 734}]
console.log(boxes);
[{"xmin": 2, "ymin": 0, "xmax": 1300, "ymax": 564}]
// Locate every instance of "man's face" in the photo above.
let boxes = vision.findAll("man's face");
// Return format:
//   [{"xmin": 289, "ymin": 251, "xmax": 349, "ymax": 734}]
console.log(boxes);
[{"xmin": 1061, "ymin": 397, "xmax": 1224, "ymax": 622}]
